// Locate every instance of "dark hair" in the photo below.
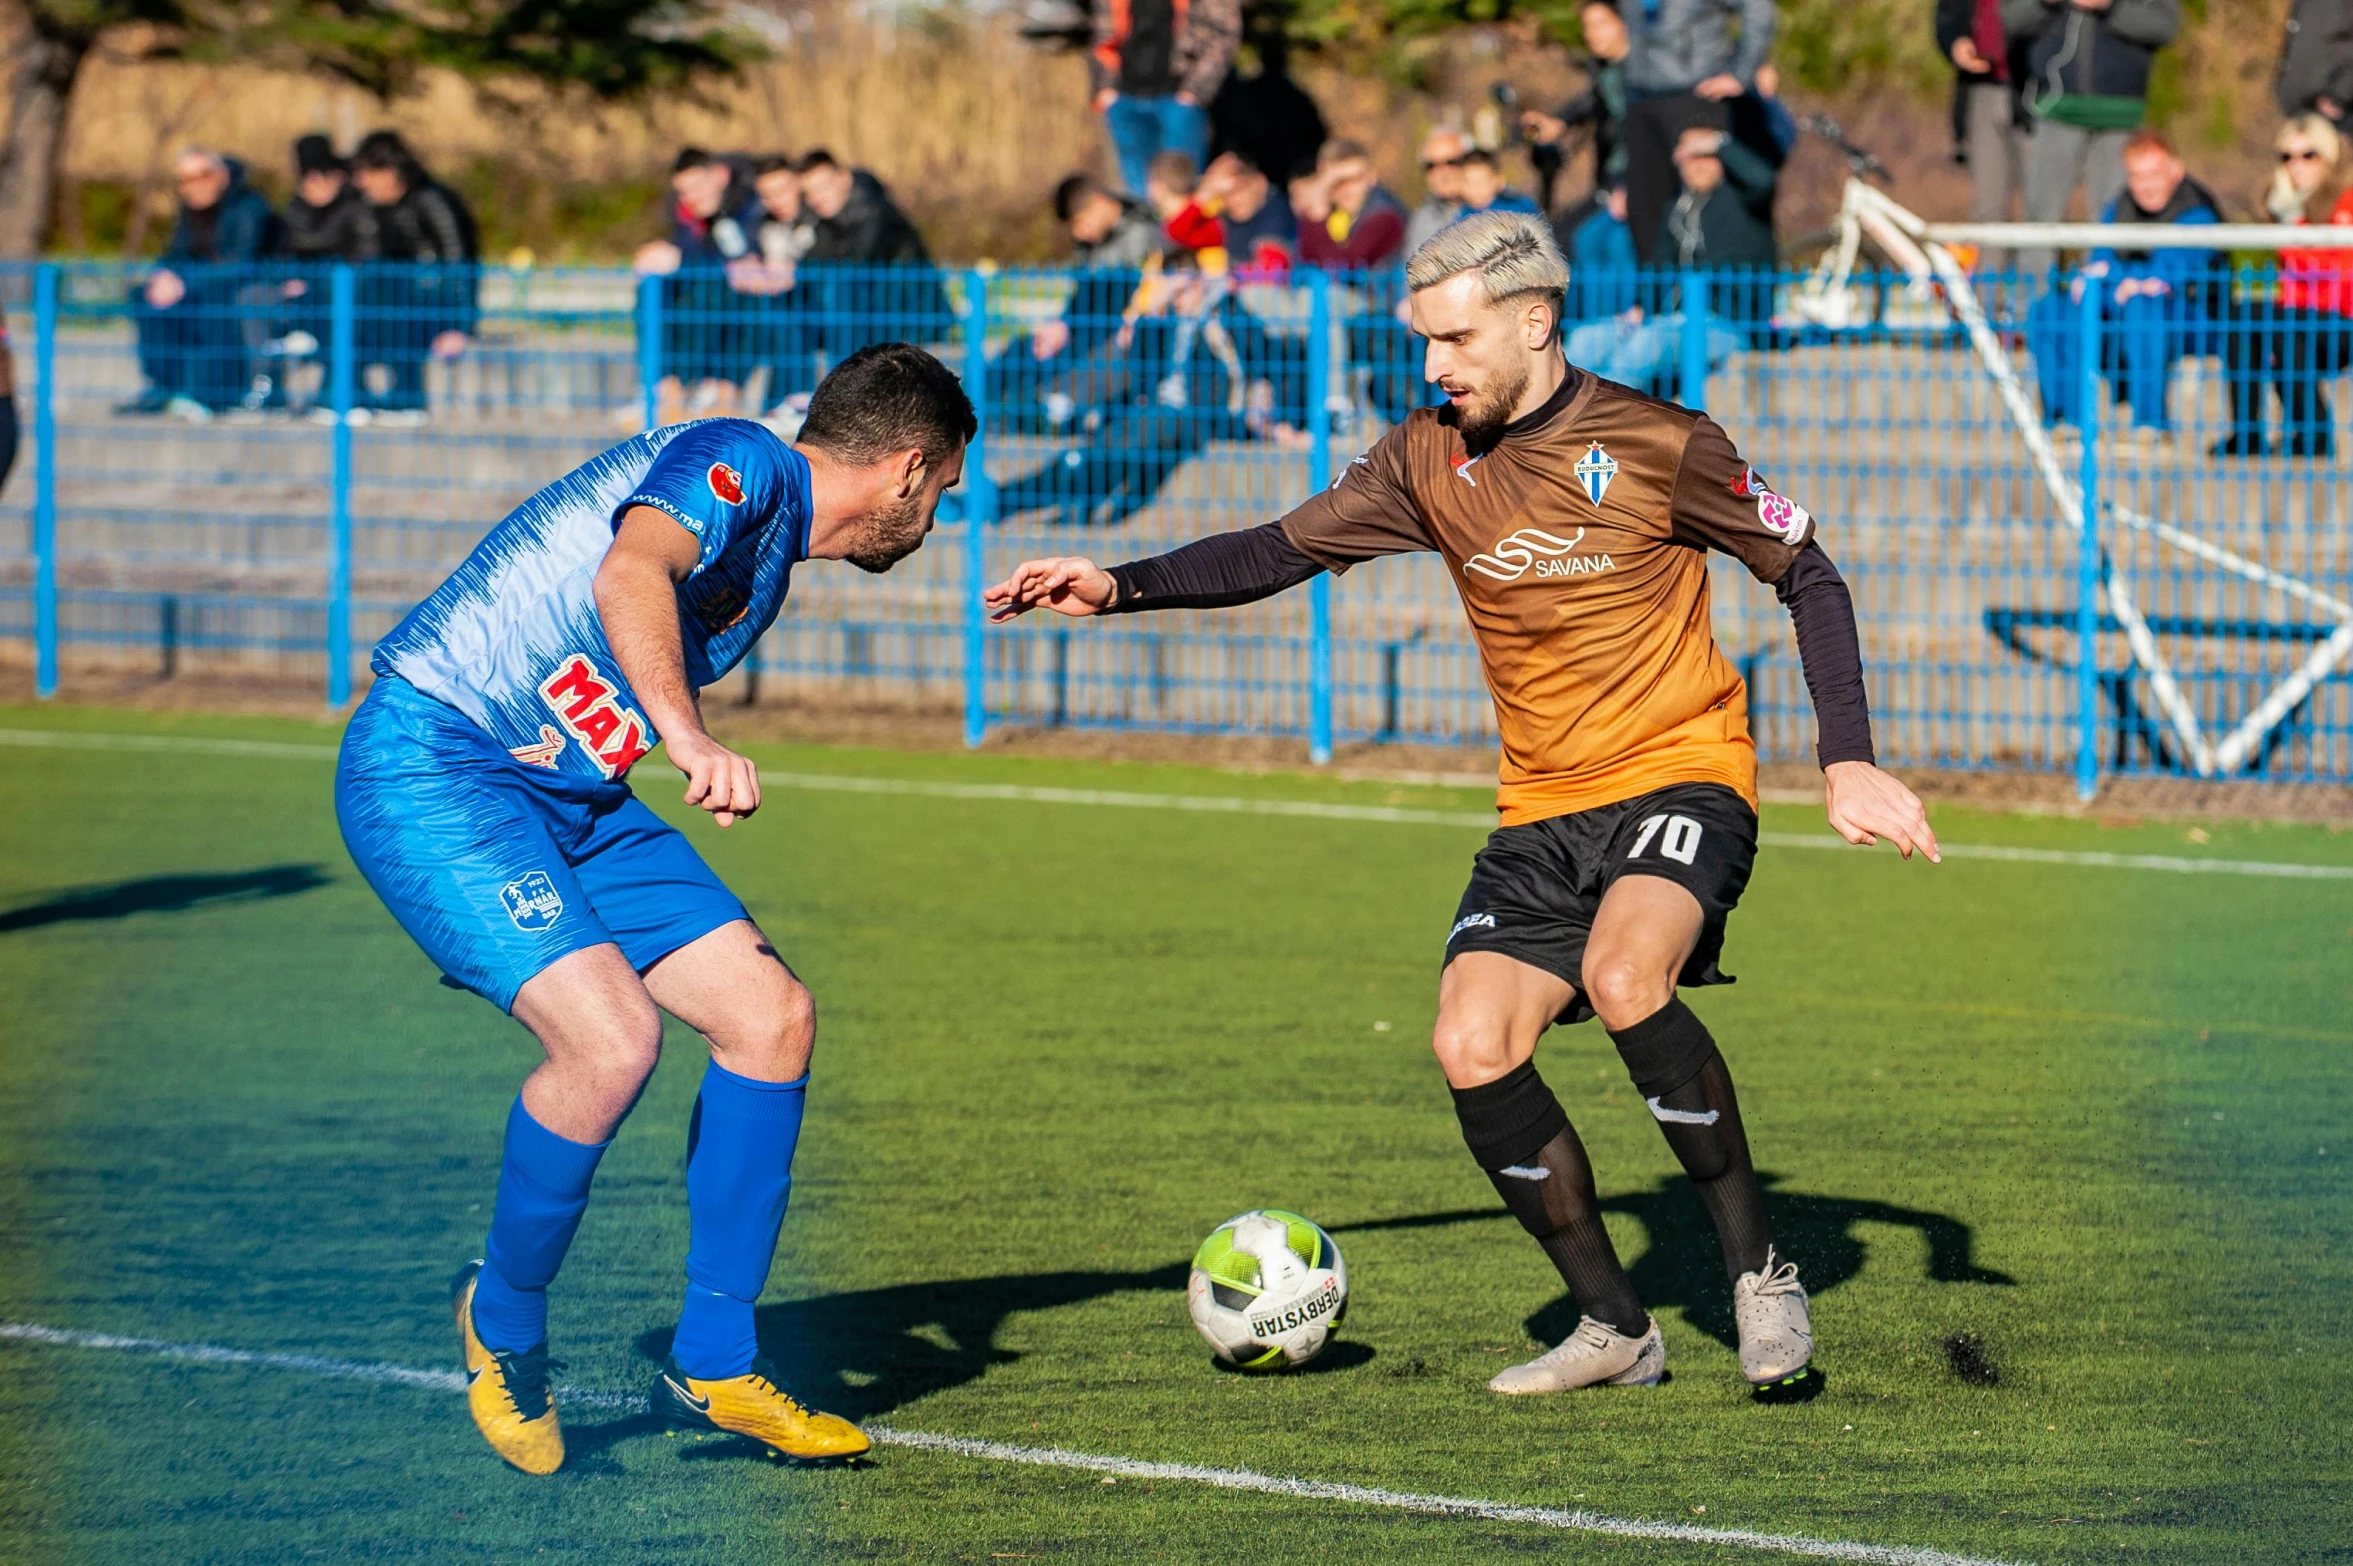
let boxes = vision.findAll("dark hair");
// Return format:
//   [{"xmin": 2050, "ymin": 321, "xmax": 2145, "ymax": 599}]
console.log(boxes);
[
  {"xmin": 351, "ymin": 131, "xmax": 423, "ymax": 185},
  {"xmin": 799, "ymin": 343, "xmax": 976, "ymax": 468},
  {"xmin": 294, "ymin": 134, "xmax": 344, "ymax": 177},
  {"xmin": 752, "ymin": 154, "xmax": 795, "ymax": 178},
  {"xmin": 1146, "ymin": 150, "xmax": 1199, "ymax": 194},
  {"xmin": 794, "ymin": 148, "xmax": 840, "ymax": 175},
  {"xmin": 673, "ymin": 146, "xmax": 716, "ymax": 173},
  {"xmin": 1053, "ymin": 172, "xmax": 1111, "ymax": 222},
  {"xmin": 1459, "ymin": 147, "xmax": 1498, "ymax": 171}
]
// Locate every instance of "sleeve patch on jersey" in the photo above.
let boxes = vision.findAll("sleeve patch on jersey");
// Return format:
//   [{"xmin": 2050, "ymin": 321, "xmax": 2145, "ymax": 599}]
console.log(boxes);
[
  {"xmin": 1756, "ymin": 490, "xmax": 1812, "ymax": 543},
  {"xmin": 708, "ymin": 462, "xmax": 746, "ymax": 505},
  {"xmin": 1730, "ymin": 466, "xmax": 1766, "ymax": 499}
]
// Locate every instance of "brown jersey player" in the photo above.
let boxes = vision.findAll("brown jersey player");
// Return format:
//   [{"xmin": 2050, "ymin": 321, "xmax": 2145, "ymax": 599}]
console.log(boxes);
[{"xmin": 987, "ymin": 213, "xmax": 1939, "ymax": 1398}]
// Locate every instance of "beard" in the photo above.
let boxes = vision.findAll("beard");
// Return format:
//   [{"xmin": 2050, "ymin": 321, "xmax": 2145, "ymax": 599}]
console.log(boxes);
[
  {"xmin": 1450, "ymin": 353, "xmax": 1531, "ymax": 450},
  {"xmin": 840, "ymin": 492, "xmax": 932, "ymax": 574}
]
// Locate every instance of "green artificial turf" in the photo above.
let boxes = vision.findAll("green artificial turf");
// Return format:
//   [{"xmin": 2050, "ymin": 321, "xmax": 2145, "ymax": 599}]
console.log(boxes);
[{"xmin": 0, "ymin": 704, "xmax": 2346, "ymax": 1563}]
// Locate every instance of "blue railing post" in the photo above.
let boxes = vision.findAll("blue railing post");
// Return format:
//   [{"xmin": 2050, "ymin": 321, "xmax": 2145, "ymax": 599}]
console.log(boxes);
[
  {"xmin": 326, "ymin": 265, "xmax": 356, "ymax": 707},
  {"xmin": 961, "ymin": 267, "xmax": 996, "ymax": 750},
  {"xmin": 2073, "ymin": 277, "xmax": 2101, "ymax": 801},
  {"xmin": 1678, "ymin": 268, "xmax": 1709, "ymax": 413},
  {"xmin": 1306, "ymin": 269, "xmax": 1334, "ymax": 765},
  {"xmin": 636, "ymin": 273, "xmax": 662, "ymax": 431},
  {"xmin": 31, "ymin": 263, "xmax": 59, "ymax": 698}
]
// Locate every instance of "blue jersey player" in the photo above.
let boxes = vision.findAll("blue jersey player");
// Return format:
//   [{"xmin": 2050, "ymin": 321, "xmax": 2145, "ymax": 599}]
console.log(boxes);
[{"xmin": 336, "ymin": 345, "xmax": 973, "ymax": 1473}]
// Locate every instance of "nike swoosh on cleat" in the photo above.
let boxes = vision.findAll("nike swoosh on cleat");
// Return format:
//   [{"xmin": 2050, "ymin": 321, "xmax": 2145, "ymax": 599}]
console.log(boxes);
[{"xmin": 663, "ymin": 1375, "xmax": 712, "ymax": 1414}]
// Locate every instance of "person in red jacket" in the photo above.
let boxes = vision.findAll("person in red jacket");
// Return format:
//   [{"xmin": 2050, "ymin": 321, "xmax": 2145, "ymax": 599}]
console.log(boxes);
[
  {"xmin": 1291, "ymin": 138, "xmax": 1409, "ymax": 269},
  {"xmin": 2220, "ymin": 113, "xmax": 2353, "ymax": 456}
]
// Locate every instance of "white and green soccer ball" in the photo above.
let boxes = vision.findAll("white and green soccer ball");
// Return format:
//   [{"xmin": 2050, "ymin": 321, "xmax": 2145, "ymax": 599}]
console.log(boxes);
[{"xmin": 1186, "ymin": 1210, "xmax": 1348, "ymax": 1371}]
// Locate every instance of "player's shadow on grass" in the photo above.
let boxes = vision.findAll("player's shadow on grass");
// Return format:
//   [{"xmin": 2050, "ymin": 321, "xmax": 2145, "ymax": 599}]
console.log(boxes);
[
  {"xmin": 0, "ymin": 864, "xmax": 330, "ymax": 934},
  {"xmin": 626, "ymin": 1263, "xmax": 1196, "ymax": 1428},
  {"xmin": 1334, "ymin": 1174, "xmax": 2014, "ymax": 1351}
]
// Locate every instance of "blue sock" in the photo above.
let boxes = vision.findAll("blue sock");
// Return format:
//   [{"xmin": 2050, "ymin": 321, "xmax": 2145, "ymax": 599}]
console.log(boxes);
[
  {"xmin": 472, "ymin": 1097, "xmax": 610, "ymax": 1353},
  {"xmin": 673, "ymin": 1060, "xmax": 805, "ymax": 1379}
]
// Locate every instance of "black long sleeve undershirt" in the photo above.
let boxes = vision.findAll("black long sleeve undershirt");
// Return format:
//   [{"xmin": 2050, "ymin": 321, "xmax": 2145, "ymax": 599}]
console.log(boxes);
[{"xmin": 1105, "ymin": 526, "xmax": 1876, "ymax": 769}]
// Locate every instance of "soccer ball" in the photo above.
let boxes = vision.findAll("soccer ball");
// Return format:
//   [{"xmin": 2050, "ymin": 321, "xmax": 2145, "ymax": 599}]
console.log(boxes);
[{"xmin": 1186, "ymin": 1210, "xmax": 1348, "ymax": 1371}]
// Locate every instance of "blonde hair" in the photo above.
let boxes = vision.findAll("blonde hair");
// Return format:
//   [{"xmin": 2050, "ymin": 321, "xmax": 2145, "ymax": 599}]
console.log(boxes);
[
  {"xmin": 1406, "ymin": 210, "xmax": 1569, "ymax": 332},
  {"xmin": 2270, "ymin": 113, "xmax": 2350, "ymax": 223}
]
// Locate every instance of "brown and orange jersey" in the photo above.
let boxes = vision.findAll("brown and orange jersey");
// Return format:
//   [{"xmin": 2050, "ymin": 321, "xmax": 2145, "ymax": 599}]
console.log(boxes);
[{"xmin": 1279, "ymin": 370, "xmax": 1814, "ymax": 825}]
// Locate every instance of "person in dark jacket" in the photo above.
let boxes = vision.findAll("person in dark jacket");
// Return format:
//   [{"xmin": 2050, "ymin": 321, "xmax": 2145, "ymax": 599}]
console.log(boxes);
[
  {"xmin": 122, "ymin": 149, "xmax": 282, "ymax": 416},
  {"xmin": 1938, "ymin": 0, "xmax": 2029, "ymax": 254},
  {"xmin": 350, "ymin": 131, "xmax": 478, "ymax": 419},
  {"xmin": 634, "ymin": 146, "xmax": 765, "ymax": 418},
  {"xmin": 1523, "ymin": 1, "xmax": 1633, "ymax": 217},
  {"xmin": 991, "ymin": 174, "xmax": 1160, "ymax": 432},
  {"xmin": 281, "ymin": 135, "xmax": 369, "ymax": 261},
  {"xmin": 2006, "ymin": 0, "xmax": 2184, "ymax": 278},
  {"xmin": 795, "ymin": 151, "xmax": 951, "ymax": 355},
  {"xmin": 1205, "ymin": 25, "xmax": 1327, "ymax": 185},
  {"xmin": 2026, "ymin": 129, "xmax": 2222, "ymax": 440},
  {"xmin": 1617, "ymin": 0, "xmax": 1776, "ymax": 265},
  {"xmin": 2278, "ymin": 0, "xmax": 2353, "ymax": 123}
]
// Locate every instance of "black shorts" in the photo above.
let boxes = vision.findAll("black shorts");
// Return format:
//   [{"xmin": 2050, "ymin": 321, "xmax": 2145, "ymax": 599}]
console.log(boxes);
[{"xmin": 1444, "ymin": 782, "xmax": 1758, "ymax": 1025}]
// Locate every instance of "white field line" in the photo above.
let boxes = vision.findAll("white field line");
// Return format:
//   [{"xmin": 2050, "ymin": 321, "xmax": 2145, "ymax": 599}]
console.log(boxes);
[
  {"xmin": 0, "ymin": 1320, "xmax": 2024, "ymax": 1566},
  {"xmin": 4, "ymin": 726, "xmax": 2348, "ymax": 881}
]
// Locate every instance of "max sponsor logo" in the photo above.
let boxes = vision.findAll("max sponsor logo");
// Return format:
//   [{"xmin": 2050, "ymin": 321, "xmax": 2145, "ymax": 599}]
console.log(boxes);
[
  {"xmin": 707, "ymin": 462, "xmax": 746, "ymax": 505},
  {"xmin": 1461, "ymin": 528, "xmax": 1616, "ymax": 584},
  {"xmin": 538, "ymin": 655, "xmax": 654, "ymax": 778},
  {"xmin": 1248, "ymin": 1277, "xmax": 1343, "ymax": 1339}
]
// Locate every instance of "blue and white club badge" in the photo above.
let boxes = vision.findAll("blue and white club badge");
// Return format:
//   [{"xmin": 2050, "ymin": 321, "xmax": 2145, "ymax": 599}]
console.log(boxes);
[{"xmin": 1573, "ymin": 441, "xmax": 1619, "ymax": 508}]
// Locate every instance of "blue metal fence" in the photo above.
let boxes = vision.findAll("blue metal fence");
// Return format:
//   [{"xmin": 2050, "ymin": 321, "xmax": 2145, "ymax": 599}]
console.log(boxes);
[{"xmin": 4, "ymin": 256, "xmax": 2351, "ymax": 787}]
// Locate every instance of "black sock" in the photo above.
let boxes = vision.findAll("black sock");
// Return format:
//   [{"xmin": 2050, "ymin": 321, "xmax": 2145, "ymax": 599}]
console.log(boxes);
[
  {"xmin": 1450, "ymin": 1062, "xmax": 1647, "ymax": 1337},
  {"xmin": 1610, "ymin": 1000, "xmax": 1774, "ymax": 1281}
]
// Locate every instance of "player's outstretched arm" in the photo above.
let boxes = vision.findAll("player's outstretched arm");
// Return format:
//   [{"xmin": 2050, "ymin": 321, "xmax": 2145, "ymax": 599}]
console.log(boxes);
[
  {"xmin": 597, "ymin": 504, "xmax": 762, "ymax": 828},
  {"xmin": 987, "ymin": 521, "xmax": 1328, "ymax": 623},
  {"xmin": 985, "ymin": 556, "xmax": 1115, "ymax": 620}
]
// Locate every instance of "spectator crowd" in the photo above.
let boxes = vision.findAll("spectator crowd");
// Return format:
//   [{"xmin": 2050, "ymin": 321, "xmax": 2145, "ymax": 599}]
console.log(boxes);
[{"xmin": 71, "ymin": 0, "xmax": 2353, "ymax": 465}]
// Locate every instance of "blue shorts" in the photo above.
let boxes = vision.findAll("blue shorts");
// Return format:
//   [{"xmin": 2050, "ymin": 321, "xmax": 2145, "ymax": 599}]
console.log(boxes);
[{"xmin": 336, "ymin": 676, "xmax": 748, "ymax": 1012}]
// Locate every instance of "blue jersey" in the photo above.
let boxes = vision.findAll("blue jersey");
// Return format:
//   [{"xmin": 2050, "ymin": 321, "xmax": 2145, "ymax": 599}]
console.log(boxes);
[{"xmin": 372, "ymin": 418, "xmax": 810, "ymax": 782}]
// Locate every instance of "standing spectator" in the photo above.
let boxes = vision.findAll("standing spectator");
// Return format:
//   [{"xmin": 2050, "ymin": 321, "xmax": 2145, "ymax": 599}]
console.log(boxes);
[
  {"xmin": 1407, "ymin": 129, "xmax": 1472, "ymax": 255},
  {"xmin": 1091, "ymin": 0, "xmax": 1243, "ymax": 200},
  {"xmin": 1939, "ymin": 0, "xmax": 2028, "ymax": 253},
  {"xmin": 1206, "ymin": 25, "xmax": 1327, "ymax": 184},
  {"xmin": 2277, "ymin": 0, "xmax": 2353, "ymax": 124},
  {"xmin": 1454, "ymin": 149, "xmax": 1544, "ymax": 219},
  {"xmin": 1618, "ymin": 0, "xmax": 1777, "ymax": 265},
  {"xmin": 2027, "ymin": 129, "xmax": 2221, "ymax": 446},
  {"xmin": 1523, "ymin": 1, "xmax": 1633, "ymax": 215},
  {"xmin": 120, "ymin": 149, "xmax": 281, "ymax": 418},
  {"xmin": 350, "ymin": 131, "xmax": 477, "ymax": 423},
  {"xmin": 2006, "ymin": 0, "xmax": 2183, "ymax": 279},
  {"xmin": 634, "ymin": 148, "xmax": 761, "ymax": 420},
  {"xmin": 1292, "ymin": 139, "xmax": 1409, "ymax": 269},
  {"xmin": 2217, "ymin": 114, "xmax": 2353, "ymax": 457}
]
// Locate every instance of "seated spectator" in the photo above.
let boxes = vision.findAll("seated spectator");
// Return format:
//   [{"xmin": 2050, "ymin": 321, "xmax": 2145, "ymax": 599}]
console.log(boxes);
[
  {"xmin": 1145, "ymin": 151, "xmax": 1229, "ymax": 271},
  {"xmin": 350, "ymin": 131, "xmax": 478, "ymax": 423},
  {"xmin": 1, "ymin": 310, "xmax": 16, "ymax": 493},
  {"xmin": 120, "ymin": 148, "xmax": 282, "ymax": 418},
  {"xmin": 727, "ymin": 155, "xmax": 821, "ymax": 416},
  {"xmin": 2218, "ymin": 113, "xmax": 2353, "ymax": 457},
  {"xmin": 996, "ymin": 264, "xmax": 1301, "ymax": 527},
  {"xmin": 2026, "ymin": 129, "xmax": 2222, "ymax": 446},
  {"xmin": 1559, "ymin": 183, "xmax": 1642, "ymax": 325},
  {"xmin": 797, "ymin": 151, "xmax": 931, "ymax": 263},
  {"xmin": 1407, "ymin": 128, "xmax": 1472, "ymax": 254},
  {"xmin": 1565, "ymin": 127, "xmax": 1772, "ymax": 394},
  {"xmin": 281, "ymin": 135, "xmax": 368, "ymax": 263},
  {"xmin": 635, "ymin": 147, "xmax": 762, "ymax": 419},
  {"xmin": 1453, "ymin": 148, "xmax": 1544, "ymax": 219},
  {"xmin": 991, "ymin": 174, "xmax": 1160, "ymax": 428},
  {"xmin": 1200, "ymin": 152, "xmax": 1297, "ymax": 277},
  {"xmin": 1292, "ymin": 138, "xmax": 1409, "ymax": 269},
  {"xmin": 1524, "ymin": 0, "xmax": 1631, "ymax": 214}
]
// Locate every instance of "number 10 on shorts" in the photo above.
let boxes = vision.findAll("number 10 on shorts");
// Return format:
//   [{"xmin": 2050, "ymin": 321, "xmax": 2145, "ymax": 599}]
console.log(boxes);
[{"xmin": 1629, "ymin": 813, "xmax": 1703, "ymax": 865}]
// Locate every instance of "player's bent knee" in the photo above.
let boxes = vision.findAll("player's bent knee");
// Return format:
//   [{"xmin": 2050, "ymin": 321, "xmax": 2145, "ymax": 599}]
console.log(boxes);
[
  {"xmin": 1580, "ymin": 954, "xmax": 1672, "ymax": 1032},
  {"xmin": 1430, "ymin": 1014, "xmax": 1519, "ymax": 1089},
  {"xmin": 712, "ymin": 974, "xmax": 816, "ymax": 1082}
]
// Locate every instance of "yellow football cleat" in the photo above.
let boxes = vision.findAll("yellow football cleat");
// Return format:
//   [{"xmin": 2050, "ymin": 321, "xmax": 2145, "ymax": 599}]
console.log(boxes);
[
  {"xmin": 651, "ymin": 1356, "xmax": 871, "ymax": 1461},
  {"xmin": 451, "ymin": 1261, "xmax": 565, "ymax": 1475}
]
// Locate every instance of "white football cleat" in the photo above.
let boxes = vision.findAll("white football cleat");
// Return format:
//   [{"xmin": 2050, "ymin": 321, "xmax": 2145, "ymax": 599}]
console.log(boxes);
[
  {"xmin": 1733, "ymin": 1247, "xmax": 1813, "ymax": 1386},
  {"xmin": 1488, "ymin": 1315, "xmax": 1664, "ymax": 1395}
]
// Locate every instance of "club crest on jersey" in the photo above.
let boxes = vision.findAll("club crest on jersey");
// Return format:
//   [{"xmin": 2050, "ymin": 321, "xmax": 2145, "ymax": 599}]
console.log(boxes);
[
  {"xmin": 1573, "ymin": 442, "xmax": 1619, "ymax": 507},
  {"xmin": 538, "ymin": 654, "xmax": 654, "ymax": 778},
  {"xmin": 707, "ymin": 462, "xmax": 745, "ymax": 505},
  {"xmin": 500, "ymin": 871, "xmax": 564, "ymax": 931}
]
